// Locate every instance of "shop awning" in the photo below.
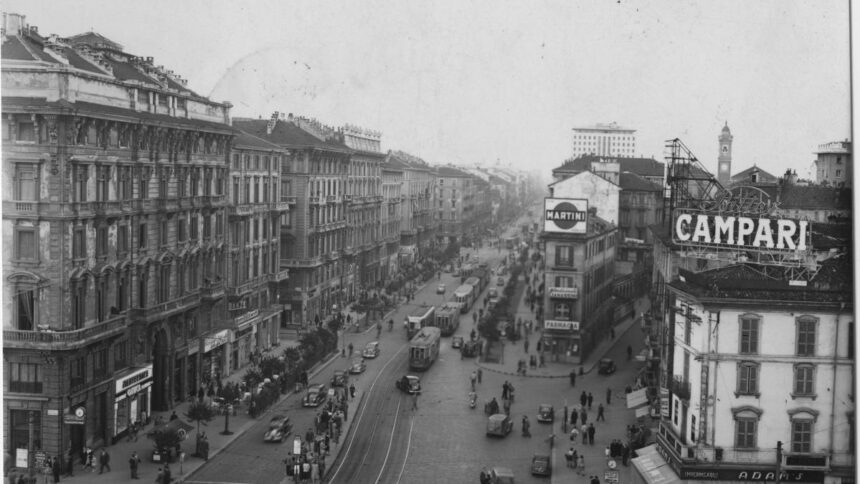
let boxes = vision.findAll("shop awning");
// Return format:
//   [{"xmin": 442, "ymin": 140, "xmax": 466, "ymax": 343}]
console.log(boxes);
[
  {"xmin": 627, "ymin": 387, "xmax": 649, "ymax": 408},
  {"xmin": 630, "ymin": 444, "xmax": 682, "ymax": 484}
]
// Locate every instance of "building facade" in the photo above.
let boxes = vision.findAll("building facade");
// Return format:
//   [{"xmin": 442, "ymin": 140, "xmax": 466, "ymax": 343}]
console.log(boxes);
[
  {"xmin": 387, "ymin": 151, "xmax": 436, "ymax": 263},
  {"xmin": 571, "ymin": 122, "xmax": 637, "ymax": 158},
  {"xmin": 3, "ymin": 14, "xmax": 234, "ymax": 457},
  {"xmin": 814, "ymin": 140, "xmax": 852, "ymax": 188},
  {"xmin": 435, "ymin": 166, "xmax": 474, "ymax": 245},
  {"xmin": 381, "ymin": 160, "xmax": 403, "ymax": 280}
]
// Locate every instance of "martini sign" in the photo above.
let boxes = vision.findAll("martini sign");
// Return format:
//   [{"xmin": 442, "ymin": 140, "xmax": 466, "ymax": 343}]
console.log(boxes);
[{"xmin": 545, "ymin": 198, "xmax": 588, "ymax": 234}]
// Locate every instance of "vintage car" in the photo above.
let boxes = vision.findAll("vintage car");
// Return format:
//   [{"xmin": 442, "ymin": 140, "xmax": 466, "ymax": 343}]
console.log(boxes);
[
  {"xmin": 488, "ymin": 466, "xmax": 515, "ymax": 484},
  {"xmin": 496, "ymin": 276, "xmax": 505, "ymax": 286},
  {"xmin": 436, "ymin": 283, "xmax": 446, "ymax": 294},
  {"xmin": 331, "ymin": 370, "xmax": 348, "ymax": 387},
  {"xmin": 263, "ymin": 415, "xmax": 292, "ymax": 443},
  {"xmin": 349, "ymin": 357, "xmax": 366, "ymax": 374},
  {"xmin": 303, "ymin": 384, "xmax": 328, "ymax": 407},
  {"xmin": 451, "ymin": 336, "xmax": 464, "ymax": 349},
  {"xmin": 530, "ymin": 453, "xmax": 551, "ymax": 476},
  {"xmin": 461, "ymin": 340, "xmax": 480, "ymax": 358},
  {"xmin": 362, "ymin": 341, "xmax": 381, "ymax": 359},
  {"xmin": 486, "ymin": 413, "xmax": 513, "ymax": 437},
  {"xmin": 537, "ymin": 404, "xmax": 555, "ymax": 423},
  {"xmin": 598, "ymin": 358, "xmax": 617, "ymax": 375},
  {"xmin": 395, "ymin": 375, "xmax": 421, "ymax": 394}
]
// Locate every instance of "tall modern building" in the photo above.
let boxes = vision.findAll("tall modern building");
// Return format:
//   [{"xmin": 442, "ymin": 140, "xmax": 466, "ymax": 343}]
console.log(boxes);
[{"xmin": 571, "ymin": 122, "xmax": 637, "ymax": 158}]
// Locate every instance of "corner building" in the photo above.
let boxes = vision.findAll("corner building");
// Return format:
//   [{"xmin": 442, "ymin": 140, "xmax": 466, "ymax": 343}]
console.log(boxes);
[{"xmin": 3, "ymin": 15, "xmax": 233, "ymax": 456}]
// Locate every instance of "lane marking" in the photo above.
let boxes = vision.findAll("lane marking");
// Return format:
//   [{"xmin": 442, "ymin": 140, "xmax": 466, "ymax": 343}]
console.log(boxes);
[
  {"xmin": 394, "ymin": 414, "xmax": 415, "ymax": 484},
  {"xmin": 327, "ymin": 342, "xmax": 408, "ymax": 482},
  {"xmin": 373, "ymin": 398, "xmax": 403, "ymax": 484}
]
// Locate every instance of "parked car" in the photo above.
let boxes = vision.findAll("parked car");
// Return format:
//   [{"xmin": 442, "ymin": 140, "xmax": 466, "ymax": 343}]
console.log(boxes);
[
  {"xmin": 395, "ymin": 375, "xmax": 421, "ymax": 394},
  {"xmin": 263, "ymin": 415, "xmax": 292, "ymax": 443},
  {"xmin": 452, "ymin": 336, "xmax": 464, "ymax": 349},
  {"xmin": 461, "ymin": 340, "xmax": 480, "ymax": 358},
  {"xmin": 598, "ymin": 358, "xmax": 617, "ymax": 375},
  {"xmin": 486, "ymin": 413, "xmax": 513, "ymax": 437},
  {"xmin": 349, "ymin": 357, "xmax": 366, "ymax": 374},
  {"xmin": 488, "ymin": 467, "xmax": 515, "ymax": 484},
  {"xmin": 537, "ymin": 404, "xmax": 555, "ymax": 423},
  {"xmin": 303, "ymin": 384, "xmax": 328, "ymax": 407},
  {"xmin": 496, "ymin": 277, "xmax": 505, "ymax": 286},
  {"xmin": 530, "ymin": 453, "xmax": 551, "ymax": 476},
  {"xmin": 331, "ymin": 370, "xmax": 348, "ymax": 387},
  {"xmin": 436, "ymin": 283, "xmax": 446, "ymax": 294},
  {"xmin": 363, "ymin": 341, "xmax": 381, "ymax": 359}
]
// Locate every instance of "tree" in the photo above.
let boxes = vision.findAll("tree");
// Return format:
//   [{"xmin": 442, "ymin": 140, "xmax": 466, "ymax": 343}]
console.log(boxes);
[
  {"xmin": 148, "ymin": 426, "xmax": 183, "ymax": 460},
  {"xmin": 185, "ymin": 400, "xmax": 215, "ymax": 436}
]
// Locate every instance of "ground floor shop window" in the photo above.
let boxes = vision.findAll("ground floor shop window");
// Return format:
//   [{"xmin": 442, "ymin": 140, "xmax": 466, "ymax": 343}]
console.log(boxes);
[{"xmin": 9, "ymin": 409, "xmax": 41, "ymax": 453}]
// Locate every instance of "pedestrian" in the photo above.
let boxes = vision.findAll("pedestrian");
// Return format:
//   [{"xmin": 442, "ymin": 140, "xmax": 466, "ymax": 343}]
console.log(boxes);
[
  {"xmin": 606, "ymin": 387, "xmax": 612, "ymax": 405},
  {"xmin": 129, "ymin": 451, "xmax": 140, "ymax": 479},
  {"xmin": 155, "ymin": 468, "xmax": 163, "ymax": 484},
  {"xmin": 536, "ymin": 340, "xmax": 542, "ymax": 352},
  {"xmin": 521, "ymin": 416, "xmax": 531, "ymax": 437},
  {"xmin": 578, "ymin": 454, "xmax": 585, "ymax": 475},
  {"xmin": 565, "ymin": 447, "xmax": 575, "ymax": 468},
  {"xmin": 477, "ymin": 368, "xmax": 482, "ymax": 383},
  {"xmin": 411, "ymin": 392, "xmax": 418, "ymax": 411},
  {"xmin": 627, "ymin": 345, "xmax": 633, "ymax": 360},
  {"xmin": 591, "ymin": 475, "xmax": 600, "ymax": 484},
  {"xmin": 570, "ymin": 408, "xmax": 578, "ymax": 426},
  {"xmin": 569, "ymin": 426, "xmax": 579, "ymax": 444},
  {"xmin": 470, "ymin": 371, "xmax": 477, "ymax": 391},
  {"xmin": 502, "ymin": 381, "xmax": 509, "ymax": 400},
  {"xmin": 98, "ymin": 448, "xmax": 110, "ymax": 474},
  {"xmin": 52, "ymin": 455, "xmax": 61, "ymax": 483},
  {"xmin": 581, "ymin": 424, "xmax": 588, "ymax": 444},
  {"xmin": 348, "ymin": 342, "xmax": 353, "ymax": 357},
  {"xmin": 580, "ymin": 409, "xmax": 587, "ymax": 425},
  {"xmin": 163, "ymin": 463, "xmax": 171, "ymax": 483},
  {"xmin": 587, "ymin": 422, "xmax": 595, "ymax": 444},
  {"xmin": 169, "ymin": 410, "xmax": 178, "ymax": 421},
  {"xmin": 622, "ymin": 443, "xmax": 631, "ymax": 466},
  {"xmin": 587, "ymin": 392, "xmax": 593, "ymax": 409},
  {"xmin": 569, "ymin": 369, "xmax": 576, "ymax": 386},
  {"xmin": 64, "ymin": 450, "xmax": 73, "ymax": 478},
  {"xmin": 597, "ymin": 403, "xmax": 605, "ymax": 421},
  {"xmin": 523, "ymin": 339, "xmax": 529, "ymax": 353},
  {"xmin": 579, "ymin": 391, "xmax": 587, "ymax": 408}
]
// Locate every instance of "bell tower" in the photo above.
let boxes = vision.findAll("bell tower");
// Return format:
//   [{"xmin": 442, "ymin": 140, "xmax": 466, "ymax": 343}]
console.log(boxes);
[{"xmin": 717, "ymin": 122, "xmax": 733, "ymax": 185}]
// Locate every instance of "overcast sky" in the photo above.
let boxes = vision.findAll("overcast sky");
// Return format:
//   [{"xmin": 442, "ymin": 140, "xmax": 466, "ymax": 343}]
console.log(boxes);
[{"xmin": 6, "ymin": 0, "xmax": 851, "ymax": 180}]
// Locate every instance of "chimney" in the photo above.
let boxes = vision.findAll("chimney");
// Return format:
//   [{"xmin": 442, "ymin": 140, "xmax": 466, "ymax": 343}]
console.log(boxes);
[
  {"xmin": 4, "ymin": 13, "xmax": 26, "ymax": 36},
  {"xmin": 146, "ymin": 56, "xmax": 154, "ymax": 64},
  {"xmin": 266, "ymin": 111, "xmax": 279, "ymax": 135}
]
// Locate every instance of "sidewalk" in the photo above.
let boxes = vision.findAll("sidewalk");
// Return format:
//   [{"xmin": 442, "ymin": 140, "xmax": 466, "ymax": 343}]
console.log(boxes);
[
  {"xmin": 45, "ymin": 333, "xmax": 342, "ymax": 484},
  {"xmin": 475, "ymin": 270, "xmax": 651, "ymax": 378}
]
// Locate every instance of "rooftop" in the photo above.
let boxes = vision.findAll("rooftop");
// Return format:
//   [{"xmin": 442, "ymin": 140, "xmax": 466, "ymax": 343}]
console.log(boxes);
[
  {"xmin": 554, "ymin": 154, "xmax": 664, "ymax": 178},
  {"xmin": 619, "ymin": 171, "xmax": 662, "ymax": 192}
]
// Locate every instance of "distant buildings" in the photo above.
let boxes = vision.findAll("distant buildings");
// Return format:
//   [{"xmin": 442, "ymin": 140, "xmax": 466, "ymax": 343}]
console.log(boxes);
[
  {"xmin": 571, "ymin": 122, "xmax": 637, "ymax": 158},
  {"xmin": 814, "ymin": 140, "xmax": 851, "ymax": 188}
]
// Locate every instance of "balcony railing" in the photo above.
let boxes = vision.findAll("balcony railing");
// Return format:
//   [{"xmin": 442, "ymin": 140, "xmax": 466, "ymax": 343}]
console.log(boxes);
[
  {"xmin": 4, "ymin": 200, "xmax": 42, "ymax": 217},
  {"xmin": 280, "ymin": 196, "xmax": 298, "ymax": 205},
  {"xmin": 268, "ymin": 268, "xmax": 290, "ymax": 283},
  {"xmin": 270, "ymin": 201, "xmax": 291, "ymax": 212},
  {"xmin": 94, "ymin": 200, "xmax": 123, "ymax": 216},
  {"xmin": 229, "ymin": 204, "xmax": 254, "ymax": 217},
  {"xmin": 226, "ymin": 279, "xmax": 257, "ymax": 298},
  {"xmin": 4, "ymin": 314, "xmax": 127, "ymax": 350},
  {"xmin": 281, "ymin": 257, "xmax": 322, "ymax": 267},
  {"xmin": 200, "ymin": 279, "xmax": 225, "ymax": 300},
  {"xmin": 128, "ymin": 292, "xmax": 199, "ymax": 323}
]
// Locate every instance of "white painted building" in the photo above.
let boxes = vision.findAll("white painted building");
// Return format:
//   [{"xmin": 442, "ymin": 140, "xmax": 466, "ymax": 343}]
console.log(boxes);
[
  {"xmin": 571, "ymin": 122, "xmax": 637, "ymax": 158},
  {"xmin": 548, "ymin": 170, "xmax": 619, "ymax": 226}
]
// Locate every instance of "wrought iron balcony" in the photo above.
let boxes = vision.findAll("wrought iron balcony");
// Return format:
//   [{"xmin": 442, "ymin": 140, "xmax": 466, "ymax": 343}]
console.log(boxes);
[
  {"xmin": 226, "ymin": 279, "xmax": 258, "ymax": 298},
  {"xmin": 127, "ymin": 292, "xmax": 200, "ymax": 323},
  {"xmin": 4, "ymin": 314, "xmax": 126, "ymax": 350},
  {"xmin": 200, "ymin": 278, "xmax": 225, "ymax": 301},
  {"xmin": 268, "ymin": 268, "xmax": 290, "ymax": 282}
]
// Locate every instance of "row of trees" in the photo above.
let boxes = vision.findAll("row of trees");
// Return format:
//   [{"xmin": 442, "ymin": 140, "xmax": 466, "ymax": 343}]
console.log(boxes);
[{"xmin": 478, "ymin": 257, "xmax": 525, "ymax": 342}]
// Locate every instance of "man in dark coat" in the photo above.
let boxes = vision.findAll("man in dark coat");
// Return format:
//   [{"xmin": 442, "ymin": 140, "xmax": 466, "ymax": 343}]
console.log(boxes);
[
  {"xmin": 587, "ymin": 423, "xmax": 596, "ymax": 445},
  {"xmin": 580, "ymin": 391, "xmax": 587, "ymax": 408},
  {"xmin": 98, "ymin": 448, "xmax": 110, "ymax": 474},
  {"xmin": 129, "ymin": 451, "xmax": 140, "ymax": 479}
]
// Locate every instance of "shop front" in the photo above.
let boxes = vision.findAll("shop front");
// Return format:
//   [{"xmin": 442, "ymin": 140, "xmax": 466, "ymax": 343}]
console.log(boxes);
[
  {"xmin": 541, "ymin": 319, "xmax": 580, "ymax": 364},
  {"xmin": 112, "ymin": 364, "xmax": 153, "ymax": 443},
  {"xmin": 232, "ymin": 320, "xmax": 256, "ymax": 372},
  {"xmin": 202, "ymin": 330, "xmax": 230, "ymax": 384},
  {"xmin": 187, "ymin": 338, "xmax": 199, "ymax": 399}
]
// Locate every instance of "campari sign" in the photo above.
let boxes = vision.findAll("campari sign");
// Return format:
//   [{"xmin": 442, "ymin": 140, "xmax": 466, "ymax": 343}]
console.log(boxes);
[{"xmin": 544, "ymin": 198, "xmax": 588, "ymax": 234}]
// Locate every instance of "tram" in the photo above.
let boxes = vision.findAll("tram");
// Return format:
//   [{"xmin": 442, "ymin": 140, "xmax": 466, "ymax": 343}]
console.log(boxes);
[{"xmin": 409, "ymin": 327, "xmax": 441, "ymax": 371}]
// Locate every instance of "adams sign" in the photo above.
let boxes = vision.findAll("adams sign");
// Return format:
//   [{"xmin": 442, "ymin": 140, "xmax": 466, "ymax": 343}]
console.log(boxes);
[{"xmin": 544, "ymin": 198, "xmax": 588, "ymax": 234}]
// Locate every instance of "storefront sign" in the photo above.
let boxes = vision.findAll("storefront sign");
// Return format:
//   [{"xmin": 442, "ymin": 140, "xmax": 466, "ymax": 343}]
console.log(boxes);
[
  {"xmin": 115, "ymin": 364, "xmax": 153, "ymax": 395},
  {"xmin": 64, "ymin": 406, "xmax": 86, "ymax": 425},
  {"xmin": 543, "ymin": 320, "xmax": 579, "ymax": 331},
  {"xmin": 204, "ymin": 330, "xmax": 230, "ymax": 353},
  {"xmin": 679, "ymin": 467, "xmax": 824, "ymax": 482},
  {"xmin": 544, "ymin": 198, "xmax": 588, "ymax": 234},
  {"xmin": 672, "ymin": 212, "xmax": 808, "ymax": 251},
  {"xmin": 548, "ymin": 287, "xmax": 579, "ymax": 299},
  {"xmin": 234, "ymin": 309, "xmax": 259, "ymax": 327},
  {"xmin": 660, "ymin": 387, "xmax": 670, "ymax": 417}
]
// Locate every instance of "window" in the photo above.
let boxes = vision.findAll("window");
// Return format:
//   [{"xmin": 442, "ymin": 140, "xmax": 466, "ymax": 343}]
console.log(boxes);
[
  {"xmin": 138, "ymin": 223, "xmax": 147, "ymax": 249},
  {"xmin": 114, "ymin": 341, "xmax": 128, "ymax": 371},
  {"xmin": 791, "ymin": 419, "xmax": 813, "ymax": 453},
  {"xmin": 735, "ymin": 418, "xmax": 757, "ymax": 448},
  {"xmin": 836, "ymin": 169, "xmax": 842, "ymax": 177},
  {"xmin": 555, "ymin": 245, "xmax": 573, "ymax": 266},
  {"xmin": 9, "ymin": 410, "xmax": 41, "ymax": 454},
  {"xmin": 70, "ymin": 356, "xmax": 86, "ymax": 389},
  {"xmin": 73, "ymin": 227, "xmax": 87, "ymax": 259},
  {"xmin": 17, "ymin": 120, "xmax": 35, "ymax": 142},
  {"xmin": 737, "ymin": 362, "xmax": 759, "ymax": 395},
  {"xmin": 15, "ymin": 228, "xmax": 36, "ymax": 260},
  {"xmin": 739, "ymin": 315, "xmax": 760, "ymax": 354},
  {"xmin": 554, "ymin": 302, "xmax": 571, "ymax": 319},
  {"xmin": 72, "ymin": 279, "xmax": 87, "ymax": 329},
  {"xmin": 15, "ymin": 289, "xmax": 35, "ymax": 330},
  {"xmin": 158, "ymin": 264, "xmax": 171, "ymax": 303},
  {"xmin": 14, "ymin": 164, "xmax": 37, "ymax": 201},
  {"xmin": 117, "ymin": 225, "xmax": 129, "ymax": 256},
  {"xmin": 177, "ymin": 218, "xmax": 186, "ymax": 242},
  {"xmin": 137, "ymin": 267, "xmax": 148, "ymax": 308},
  {"xmin": 96, "ymin": 166, "xmax": 110, "ymax": 201},
  {"xmin": 160, "ymin": 220, "xmax": 169, "ymax": 247},
  {"xmin": 190, "ymin": 216, "xmax": 198, "ymax": 241},
  {"xmin": 9, "ymin": 363, "xmax": 42, "ymax": 393},
  {"xmin": 793, "ymin": 364, "xmax": 815, "ymax": 397},
  {"xmin": 796, "ymin": 318, "xmax": 816, "ymax": 356},
  {"xmin": 690, "ymin": 415, "xmax": 697, "ymax": 442},
  {"xmin": 138, "ymin": 168, "xmax": 149, "ymax": 199},
  {"xmin": 116, "ymin": 271, "xmax": 129, "ymax": 311},
  {"xmin": 93, "ymin": 347, "xmax": 108, "ymax": 379},
  {"xmin": 75, "ymin": 165, "xmax": 88, "ymax": 202},
  {"xmin": 96, "ymin": 226, "xmax": 108, "ymax": 257}
]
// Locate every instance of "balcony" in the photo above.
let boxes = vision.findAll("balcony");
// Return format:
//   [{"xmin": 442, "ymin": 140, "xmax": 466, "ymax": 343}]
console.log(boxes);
[
  {"xmin": 281, "ymin": 257, "xmax": 322, "ymax": 268},
  {"xmin": 3, "ymin": 201, "xmax": 42, "ymax": 218},
  {"xmin": 4, "ymin": 314, "xmax": 127, "ymax": 350},
  {"xmin": 671, "ymin": 377, "xmax": 691, "ymax": 401},
  {"xmin": 192, "ymin": 195, "xmax": 216, "ymax": 208},
  {"xmin": 128, "ymin": 292, "xmax": 200, "ymax": 323},
  {"xmin": 280, "ymin": 196, "xmax": 298, "ymax": 205},
  {"xmin": 154, "ymin": 197, "xmax": 179, "ymax": 212},
  {"xmin": 94, "ymin": 200, "xmax": 123, "ymax": 216},
  {"xmin": 270, "ymin": 200, "xmax": 291, "ymax": 212},
  {"xmin": 226, "ymin": 279, "xmax": 257, "ymax": 298},
  {"xmin": 326, "ymin": 195, "xmax": 338, "ymax": 203},
  {"xmin": 268, "ymin": 268, "xmax": 290, "ymax": 283},
  {"xmin": 228, "ymin": 204, "xmax": 254, "ymax": 218},
  {"xmin": 200, "ymin": 278, "xmax": 225, "ymax": 301},
  {"xmin": 692, "ymin": 445, "xmax": 777, "ymax": 465}
]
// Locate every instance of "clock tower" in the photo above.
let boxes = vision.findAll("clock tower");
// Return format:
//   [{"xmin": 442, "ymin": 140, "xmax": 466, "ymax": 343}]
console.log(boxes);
[{"xmin": 717, "ymin": 122, "xmax": 733, "ymax": 185}]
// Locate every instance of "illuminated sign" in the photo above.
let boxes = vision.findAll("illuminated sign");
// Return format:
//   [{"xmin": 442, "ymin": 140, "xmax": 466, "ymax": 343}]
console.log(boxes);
[
  {"xmin": 544, "ymin": 320, "xmax": 579, "ymax": 331},
  {"xmin": 544, "ymin": 198, "xmax": 588, "ymax": 234},
  {"xmin": 548, "ymin": 287, "xmax": 579, "ymax": 299},
  {"xmin": 672, "ymin": 213, "xmax": 808, "ymax": 252}
]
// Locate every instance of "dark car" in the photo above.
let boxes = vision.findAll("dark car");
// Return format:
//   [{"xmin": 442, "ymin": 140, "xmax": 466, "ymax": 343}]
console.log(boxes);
[
  {"xmin": 331, "ymin": 370, "xmax": 348, "ymax": 387},
  {"xmin": 598, "ymin": 358, "xmax": 617, "ymax": 375},
  {"xmin": 461, "ymin": 340, "xmax": 480, "ymax": 358},
  {"xmin": 264, "ymin": 415, "xmax": 292, "ymax": 443},
  {"xmin": 303, "ymin": 384, "xmax": 328, "ymax": 407},
  {"xmin": 530, "ymin": 454, "xmax": 551, "ymax": 476},
  {"xmin": 362, "ymin": 341, "xmax": 381, "ymax": 359},
  {"xmin": 486, "ymin": 413, "xmax": 513, "ymax": 437},
  {"xmin": 452, "ymin": 336, "xmax": 464, "ymax": 349},
  {"xmin": 537, "ymin": 404, "xmax": 555, "ymax": 423},
  {"xmin": 349, "ymin": 358, "xmax": 366, "ymax": 374},
  {"xmin": 395, "ymin": 375, "xmax": 421, "ymax": 394}
]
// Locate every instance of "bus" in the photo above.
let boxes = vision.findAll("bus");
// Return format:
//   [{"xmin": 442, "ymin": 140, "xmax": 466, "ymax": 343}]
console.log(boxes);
[
  {"xmin": 504, "ymin": 235, "xmax": 520, "ymax": 249},
  {"xmin": 453, "ymin": 284, "xmax": 475, "ymax": 314},
  {"xmin": 405, "ymin": 306, "xmax": 436, "ymax": 340},
  {"xmin": 409, "ymin": 327, "xmax": 441, "ymax": 371},
  {"xmin": 435, "ymin": 303, "xmax": 461, "ymax": 336}
]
